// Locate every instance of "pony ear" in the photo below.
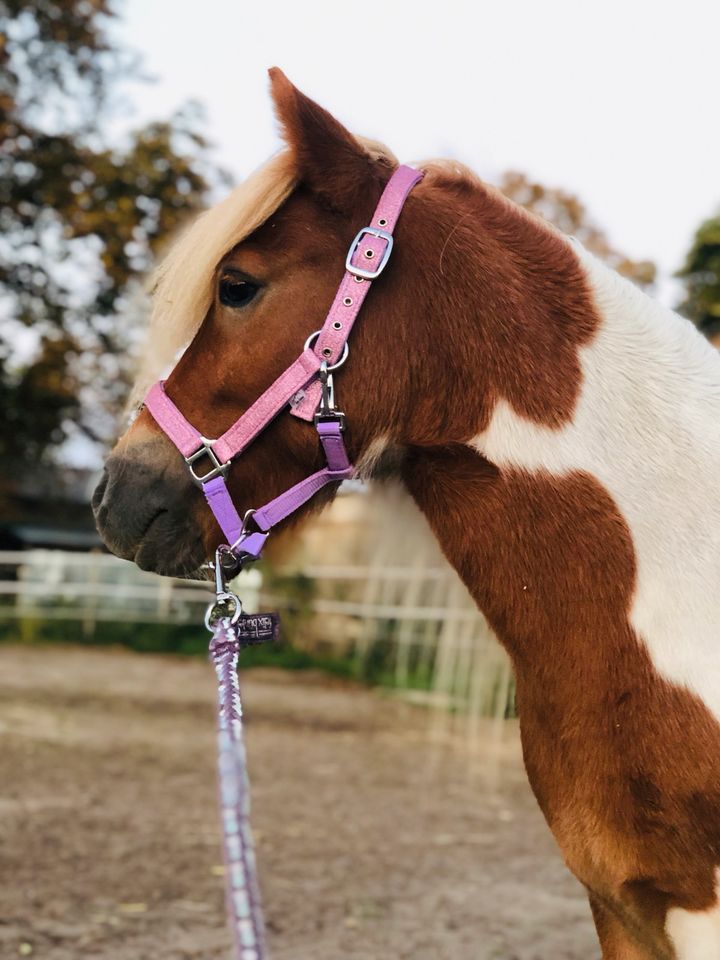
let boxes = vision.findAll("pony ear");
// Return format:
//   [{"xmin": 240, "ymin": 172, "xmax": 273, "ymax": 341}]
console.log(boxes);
[{"xmin": 268, "ymin": 67, "xmax": 392, "ymax": 216}]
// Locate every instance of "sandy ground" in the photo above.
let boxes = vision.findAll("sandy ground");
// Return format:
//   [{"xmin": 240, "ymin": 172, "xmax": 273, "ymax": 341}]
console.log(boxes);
[{"xmin": 0, "ymin": 644, "xmax": 599, "ymax": 959}]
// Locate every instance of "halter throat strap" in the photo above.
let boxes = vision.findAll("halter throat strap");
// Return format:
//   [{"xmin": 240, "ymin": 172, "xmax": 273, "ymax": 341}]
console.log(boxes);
[{"xmin": 144, "ymin": 164, "xmax": 423, "ymax": 563}]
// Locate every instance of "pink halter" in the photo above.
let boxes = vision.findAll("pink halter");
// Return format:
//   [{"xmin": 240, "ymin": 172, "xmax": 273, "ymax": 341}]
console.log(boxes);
[{"xmin": 144, "ymin": 164, "xmax": 423, "ymax": 565}]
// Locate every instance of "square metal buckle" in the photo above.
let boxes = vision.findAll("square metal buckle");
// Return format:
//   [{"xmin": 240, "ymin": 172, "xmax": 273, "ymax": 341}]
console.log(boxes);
[
  {"xmin": 184, "ymin": 437, "xmax": 228, "ymax": 486},
  {"xmin": 314, "ymin": 411, "xmax": 346, "ymax": 432},
  {"xmin": 345, "ymin": 227, "xmax": 394, "ymax": 280}
]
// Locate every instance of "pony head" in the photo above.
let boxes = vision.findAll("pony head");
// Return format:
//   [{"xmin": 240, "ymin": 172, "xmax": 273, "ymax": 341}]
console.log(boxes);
[{"xmin": 93, "ymin": 69, "xmax": 593, "ymax": 576}]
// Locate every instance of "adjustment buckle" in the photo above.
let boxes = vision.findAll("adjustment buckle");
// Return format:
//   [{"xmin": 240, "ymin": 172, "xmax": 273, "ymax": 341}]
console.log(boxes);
[
  {"xmin": 184, "ymin": 437, "xmax": 228, "ymax": 486},
  {"xmin": 345, "ymin": 227, "xmax": 394, "ymax": 280},
  {"xmin": 315, "ymin": 411, "xmax": 346, "ymax": 431}
]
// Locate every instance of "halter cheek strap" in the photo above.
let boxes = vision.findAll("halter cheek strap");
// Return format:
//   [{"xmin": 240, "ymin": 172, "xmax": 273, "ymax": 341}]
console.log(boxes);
[{"xmin": 144, "ymin": 164, "xmax": 423, "ymax": 564}]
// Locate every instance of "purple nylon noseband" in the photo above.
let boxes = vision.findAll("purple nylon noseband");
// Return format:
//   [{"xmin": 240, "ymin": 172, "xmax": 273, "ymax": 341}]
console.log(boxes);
[{"xmin": 144, "ymin": 164, "xmax": 423, "ymax": 565}]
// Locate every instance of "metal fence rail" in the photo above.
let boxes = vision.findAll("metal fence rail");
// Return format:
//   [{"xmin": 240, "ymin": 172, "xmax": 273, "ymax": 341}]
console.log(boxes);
[
  {"xmin": 0, "ymin": 549, "xmax": 261, "ymax": 626},
  {"xmin": 0, "ymin": 549, "xmax": 514, "ymax": 719},
  {"xmin": 267, "ymin": 557, "xmax": 513, "ymax": 719}
]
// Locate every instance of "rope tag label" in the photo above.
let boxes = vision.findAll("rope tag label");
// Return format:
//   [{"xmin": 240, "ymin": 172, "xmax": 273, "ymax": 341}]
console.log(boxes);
[{"xmin": 235, "ymin": 613, "xmax": 280, "ymax": 646}]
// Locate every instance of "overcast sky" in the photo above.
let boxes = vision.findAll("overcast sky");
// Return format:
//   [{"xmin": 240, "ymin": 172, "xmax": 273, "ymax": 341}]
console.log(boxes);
[{"xmin": 116, "ymin": 0, "xmax": 719, "ymax": 306}]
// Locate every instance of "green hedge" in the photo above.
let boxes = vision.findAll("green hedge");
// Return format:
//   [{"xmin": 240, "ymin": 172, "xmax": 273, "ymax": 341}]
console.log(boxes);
[{"xmin": 0, "ymin": 616, "xmax": 357, "ymax": 678}]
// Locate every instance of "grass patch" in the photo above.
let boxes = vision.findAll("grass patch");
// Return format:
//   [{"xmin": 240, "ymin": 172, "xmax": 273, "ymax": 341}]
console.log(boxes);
[{"xmin": 0, "ymin": 616, "xmax": 359, "ymax": 680}]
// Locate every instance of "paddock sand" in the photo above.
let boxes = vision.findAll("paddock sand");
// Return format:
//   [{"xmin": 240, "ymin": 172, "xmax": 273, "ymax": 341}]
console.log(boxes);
[{"xmin": 0, "ymin": 644, "xmax": 598, "ymax": 959}]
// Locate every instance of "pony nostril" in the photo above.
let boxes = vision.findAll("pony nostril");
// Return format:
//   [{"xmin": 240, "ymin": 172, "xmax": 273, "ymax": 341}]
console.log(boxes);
[
  {"xmin": 92, "ymin": 446, "xmax": 201, "ymax": 569},
  {"xmin": 91, "ymin": 470, "xmax": 109, "ymax": 514}
]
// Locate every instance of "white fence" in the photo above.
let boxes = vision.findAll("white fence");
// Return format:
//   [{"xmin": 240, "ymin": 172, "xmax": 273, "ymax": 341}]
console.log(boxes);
[
  {"xmin": 0, "ymin": 548, "xmax": 514, "ymax": 719},
  {"xmin": 0, "ymin": 549, "xmax": 259, "ymax": 626},
  {"xmin": 265, "ymin": 561, "xmax": 513, "ymax": 719}
]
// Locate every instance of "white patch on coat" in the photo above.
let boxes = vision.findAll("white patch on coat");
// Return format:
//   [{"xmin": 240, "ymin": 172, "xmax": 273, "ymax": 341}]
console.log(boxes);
[
  {"xmin": 469, "ymin": 242, "xmax": 720, "ymax": 721},
  {"xmin": 355, "ymin": 434, "xmax": 391, "ymax": 480},
  {"xmin": 666, "ymin": 871, "xmax": 720, "ymax": 959}
]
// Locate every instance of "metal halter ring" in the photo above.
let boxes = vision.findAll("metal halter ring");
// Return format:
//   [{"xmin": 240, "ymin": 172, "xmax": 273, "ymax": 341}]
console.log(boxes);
[
  {"xmin": 205, "ymin": 544, "xmax": 244, "ymax": 630},
  {"xmin": 229, "ymin": 508, "xmax": 260, "ymax": 556},
  {"xmin": 304, "ymin": 331, "xmax": 349, "ymax": 371},
  {"xmin": 204, "ymin": 592, "xmax": 242, "ymax": 630}
]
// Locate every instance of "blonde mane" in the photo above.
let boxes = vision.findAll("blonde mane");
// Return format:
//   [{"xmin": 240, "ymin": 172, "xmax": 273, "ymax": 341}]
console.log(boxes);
[
  {"xmin": 131, "ymin": 150, "xmax": 297, "ymax": 404},
  {"xmin": 131, "ymin": 137, "xmax": 402, "ymax": 406}
]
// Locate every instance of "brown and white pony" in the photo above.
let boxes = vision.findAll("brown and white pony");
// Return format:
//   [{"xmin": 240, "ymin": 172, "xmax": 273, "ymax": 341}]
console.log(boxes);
[{"xmin": 93, "ymin": 69, "xmax": 720, "ymax": 959}]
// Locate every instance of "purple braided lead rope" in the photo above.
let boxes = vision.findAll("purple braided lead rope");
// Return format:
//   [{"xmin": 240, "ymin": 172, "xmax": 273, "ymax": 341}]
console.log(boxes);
[{"xmin": 210, "ymin": 618, "xmax": 268, "ymax": 960}]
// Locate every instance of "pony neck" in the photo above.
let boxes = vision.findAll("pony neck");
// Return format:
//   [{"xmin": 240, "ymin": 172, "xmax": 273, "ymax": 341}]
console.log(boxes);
[{"xmin": 402, "ymin": 242, "xmax": 720, "ymax": 723}]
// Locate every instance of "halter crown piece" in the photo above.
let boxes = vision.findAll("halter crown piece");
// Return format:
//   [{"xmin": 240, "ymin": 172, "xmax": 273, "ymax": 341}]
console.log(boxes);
[{"xmin": 142, "ymin": 165, "xmax": 423, "ymax": 960}]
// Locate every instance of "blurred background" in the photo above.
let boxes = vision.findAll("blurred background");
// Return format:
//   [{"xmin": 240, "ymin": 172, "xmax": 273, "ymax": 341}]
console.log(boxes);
[{"xmin": 1, "ymin": 2, "xmax": 718, "ymax": 959}]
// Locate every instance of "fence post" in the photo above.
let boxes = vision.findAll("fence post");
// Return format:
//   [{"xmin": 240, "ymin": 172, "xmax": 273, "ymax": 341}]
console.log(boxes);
[{"xmin": 82, "ymin": 552, "xmax": 99, "ymax": 639}]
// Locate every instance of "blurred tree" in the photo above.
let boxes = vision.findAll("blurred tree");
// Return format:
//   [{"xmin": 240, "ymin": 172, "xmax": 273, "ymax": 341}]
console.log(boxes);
[
  {"xmin": 498, "ymin": 171, "xmax": 656, "ymax": 289},
  {"xmin": 677, "ymin": 212, "xmax": 720, "ymax": 340},
  {"xmin": 0, "ymin": 0, "xmax": 223, "ymax": 465}
]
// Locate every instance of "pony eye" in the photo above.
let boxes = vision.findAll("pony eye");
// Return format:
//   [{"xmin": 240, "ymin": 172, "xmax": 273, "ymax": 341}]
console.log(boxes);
[{"xmin": 219, "ymin": 276, "xmax": 260, "ymax": 308}]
